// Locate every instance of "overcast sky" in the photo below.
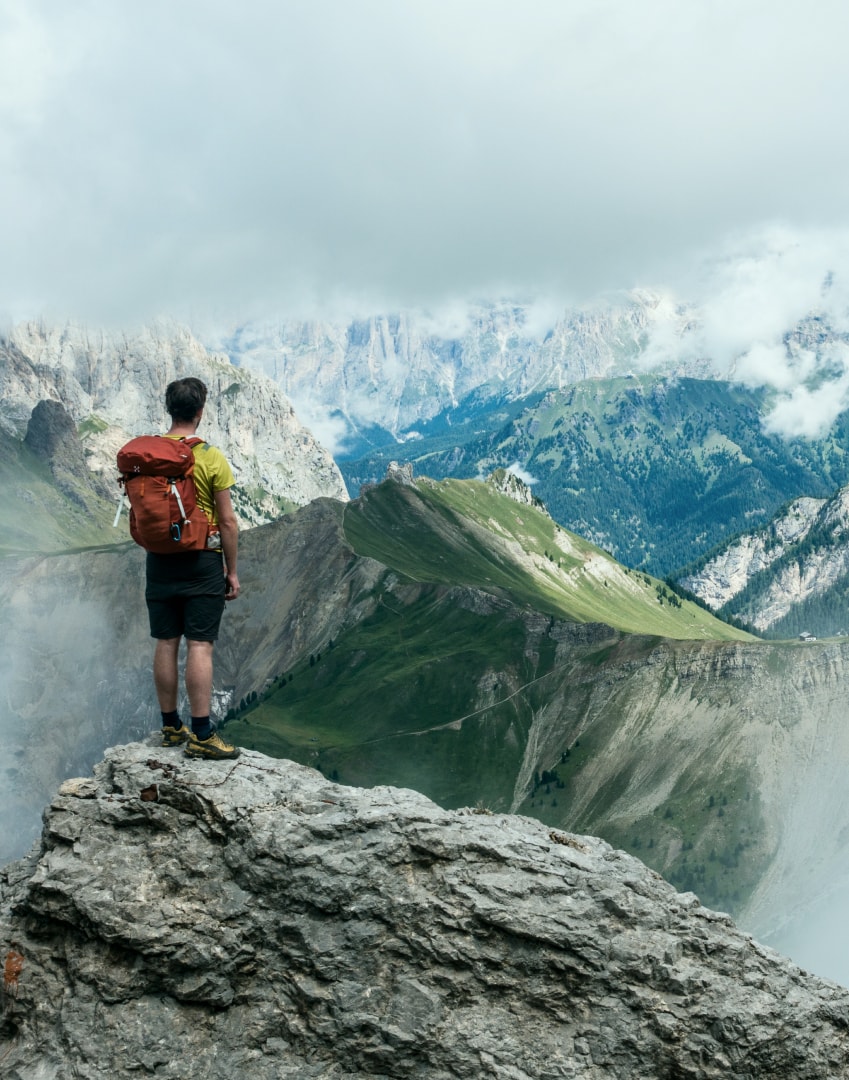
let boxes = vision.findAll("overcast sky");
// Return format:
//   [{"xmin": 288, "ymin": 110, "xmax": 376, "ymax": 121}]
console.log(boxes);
[{"xmin": 3, "ymin": 0, "xmax": 849, "ymax": 328}]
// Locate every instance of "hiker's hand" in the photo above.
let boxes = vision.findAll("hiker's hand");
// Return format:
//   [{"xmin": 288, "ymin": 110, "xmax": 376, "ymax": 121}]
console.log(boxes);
[{"xmin": 225, "ymin": 572, "xmax": 240, "ymax": 601}]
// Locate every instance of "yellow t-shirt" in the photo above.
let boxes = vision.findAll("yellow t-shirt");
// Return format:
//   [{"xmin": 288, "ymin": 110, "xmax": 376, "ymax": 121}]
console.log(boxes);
[{"xmin": 164, "ymin": 437, "xmax": 235, "ymax": 525}]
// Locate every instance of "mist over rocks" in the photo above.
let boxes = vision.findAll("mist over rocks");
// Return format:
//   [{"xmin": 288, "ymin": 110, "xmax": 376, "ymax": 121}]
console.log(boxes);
[
  {"xmin": 2, "ymin": 742, "xmax": 849, "ymax": 1080},
  {"xmin": 215, "ymin": 295, "xmax": 693, "ymax": 442}
]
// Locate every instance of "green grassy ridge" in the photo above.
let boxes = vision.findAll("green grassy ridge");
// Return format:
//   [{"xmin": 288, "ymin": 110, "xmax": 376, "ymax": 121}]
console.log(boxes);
[
  {"xmin": 342, "ymin": 476, "xmax": 751, "ymax": 641},
  {"xmin": 340, "ymin": 375, "xmax": 849, "ymax": 576}
]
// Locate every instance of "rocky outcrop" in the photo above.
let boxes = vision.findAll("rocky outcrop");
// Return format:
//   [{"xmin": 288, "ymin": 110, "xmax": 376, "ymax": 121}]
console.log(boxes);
[
  {"xmin": 2, "ymin": 741, "xmax": 849, "ymax": 1079},
  {"xmin": 680, "ymin": 490, "xmax": 849, "ymax": 631},
  {"xmin": 24, "ymin": 399, "xmax": 114, "ymax": 505},
  {"xmin": 385, "ymin": 460, "xmax": 415, "ymax": 485},
  {"xmin": 1, "ymin": 321, "xmax": 348, "ymax": 521},
  {"xmin": 487, "ymin": 467, "xmax": 547, "ymax": 512}
]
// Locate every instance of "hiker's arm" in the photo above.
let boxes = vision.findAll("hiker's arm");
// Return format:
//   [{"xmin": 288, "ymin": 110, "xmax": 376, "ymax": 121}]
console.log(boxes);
[{"xmin": 215, "ymin": 488, "xmax": 240, "ymax": 600}]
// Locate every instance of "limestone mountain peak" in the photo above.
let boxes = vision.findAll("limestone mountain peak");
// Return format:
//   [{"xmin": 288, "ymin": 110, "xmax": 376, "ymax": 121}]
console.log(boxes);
[{"xmin": 1, "ymin": 320, "xmax": 348, "ymax": 528}]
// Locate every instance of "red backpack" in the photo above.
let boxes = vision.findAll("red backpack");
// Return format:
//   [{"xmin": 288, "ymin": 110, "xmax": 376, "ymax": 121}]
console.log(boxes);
[{"xmin": 116, "ymin": 436, "xmax": 212, "ymax": 553}]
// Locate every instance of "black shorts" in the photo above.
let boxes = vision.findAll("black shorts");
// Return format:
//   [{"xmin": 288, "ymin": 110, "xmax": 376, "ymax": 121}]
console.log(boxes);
[{"xmin": 145, "ymin": 551, "xmax": 226, "ymax": 642}]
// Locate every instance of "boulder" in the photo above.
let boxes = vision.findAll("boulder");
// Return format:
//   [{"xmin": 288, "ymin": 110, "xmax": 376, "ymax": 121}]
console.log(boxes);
[{"xmin": 2, "ymin": 742, "xmax": 848, "ymax": 1078}]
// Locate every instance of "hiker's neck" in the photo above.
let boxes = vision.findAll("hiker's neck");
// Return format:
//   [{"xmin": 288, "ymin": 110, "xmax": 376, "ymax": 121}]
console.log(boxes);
[{"xmin": 165, "ymin": 411, "xmax": 203, "ymax": 438}]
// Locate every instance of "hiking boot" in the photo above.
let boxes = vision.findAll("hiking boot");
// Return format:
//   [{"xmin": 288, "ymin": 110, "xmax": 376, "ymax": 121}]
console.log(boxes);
[
  {"xmin": 185, "ymin": 729, "xmax": 241, "ymax": 760},
  {"xmin": 161, "ymin": 723, "xmax": 191, "ymax": 747}
]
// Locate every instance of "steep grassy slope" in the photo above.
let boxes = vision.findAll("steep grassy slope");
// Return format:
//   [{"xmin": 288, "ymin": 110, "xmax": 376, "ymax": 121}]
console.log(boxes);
[
  {"xmin": 340, "ymin": 375, "xmax": 849, "ymax": 575},
  {"xmin": 342, "ymin": 475, "xmax": 751, "ymax": 639},
  {"xmin": 225, "ymin": 475, "xmax": 764, "ymax": 915}
]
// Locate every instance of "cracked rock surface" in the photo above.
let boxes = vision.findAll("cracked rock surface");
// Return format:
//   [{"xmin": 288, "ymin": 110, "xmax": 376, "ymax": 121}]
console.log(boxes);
[{"xmin": 2, "ymin": 741, "xmax": 849, "ymax": 1079}]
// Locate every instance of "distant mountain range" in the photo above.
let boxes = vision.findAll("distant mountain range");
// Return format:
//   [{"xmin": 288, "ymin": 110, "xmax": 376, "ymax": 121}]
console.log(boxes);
[
  {"xmin": 212, "ymin": 293, "xmax": 849, "ymax": 587},
  {"xmin": 210, "ymin": 291, "xmax": 700, "ymax": 441},
  {"xmin": 213, "ymin": 291, "xmax": 849, "ymax": 456},
  {"xmin": 11, "ymin": 306, "xmax": 849, "ymax": 641}
]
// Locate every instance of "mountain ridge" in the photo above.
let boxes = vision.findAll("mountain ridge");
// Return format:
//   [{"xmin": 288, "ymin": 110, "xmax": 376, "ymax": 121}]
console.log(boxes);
[{"xmin": 341, "ymin": 374, "xmax": 849, "ymax": 575}]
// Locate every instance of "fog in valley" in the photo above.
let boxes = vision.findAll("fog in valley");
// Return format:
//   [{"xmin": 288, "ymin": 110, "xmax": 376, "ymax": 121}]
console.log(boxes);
[{"xmin": 0, "ymin": 551, "xmax": 155, "ymax": 863}]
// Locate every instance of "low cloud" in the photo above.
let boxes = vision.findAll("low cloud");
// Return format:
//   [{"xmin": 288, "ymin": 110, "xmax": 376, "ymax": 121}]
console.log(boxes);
[
  {"xmin": 288, "ymin": 398, "xmax": 352, "ymax": 459},
  {"xmin": 5, "ymin": 4, "xmax": 849, "ymax": 324},
  {"xmin": 762, "ymin": 375, "xmax": 849, "ymax": 440},
  {"xmin": 638, "ymin": 226, "xmax": 849, "ymax": 439},
  {"xmin": 507, "ymin": 462, "xmax": 538, "ymax": 486}
]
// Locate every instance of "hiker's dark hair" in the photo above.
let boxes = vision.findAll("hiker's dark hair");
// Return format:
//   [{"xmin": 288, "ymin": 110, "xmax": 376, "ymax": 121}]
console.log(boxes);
[{"xmin": 165, "ymin": 378, "xmax": 208, "ymax": 422}]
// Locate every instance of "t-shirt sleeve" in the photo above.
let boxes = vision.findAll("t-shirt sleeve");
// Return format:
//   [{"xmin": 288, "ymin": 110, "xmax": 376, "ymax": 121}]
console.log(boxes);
[{"xmin": 209, "ymin": 446, "xmax": 236, "ymax": 491}]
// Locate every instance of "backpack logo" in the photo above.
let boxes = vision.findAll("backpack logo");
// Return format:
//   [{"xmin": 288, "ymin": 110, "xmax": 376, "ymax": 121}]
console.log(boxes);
[{"xmin": 116, "ymin": 436, "xmax": 213, "ymax": 553}]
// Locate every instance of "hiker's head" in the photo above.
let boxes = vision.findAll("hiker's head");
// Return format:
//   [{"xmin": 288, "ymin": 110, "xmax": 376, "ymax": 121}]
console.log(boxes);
[{"xmin": 165, "ymin": 378, "xmax": 208, "ymax": 423}]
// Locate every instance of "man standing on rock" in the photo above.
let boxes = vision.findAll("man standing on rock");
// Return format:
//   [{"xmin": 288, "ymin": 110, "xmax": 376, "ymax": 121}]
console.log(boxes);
[{"xmin": 145, "ymin": 377, "xmax": 241, "ymax": 760}]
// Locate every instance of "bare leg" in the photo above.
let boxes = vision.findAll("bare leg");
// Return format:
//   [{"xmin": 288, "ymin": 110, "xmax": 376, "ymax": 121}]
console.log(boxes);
[
  {"xmin": 153, "ymin": 638, "xmax": 181, "ymax": 712},
  {"xmin": 185, "ymin": 639, "xmax": 215, "ymax": 718}
]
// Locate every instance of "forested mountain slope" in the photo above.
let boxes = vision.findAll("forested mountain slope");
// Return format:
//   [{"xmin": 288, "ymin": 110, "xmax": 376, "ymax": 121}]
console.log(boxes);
[{"xmin": 341, "ymin": 375, "xmax": 849, "ymax": 575}]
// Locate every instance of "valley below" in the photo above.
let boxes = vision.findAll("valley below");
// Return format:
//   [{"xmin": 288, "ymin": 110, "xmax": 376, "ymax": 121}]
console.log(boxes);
[{"xmin": 4, "ymin": 472, "xmax": 849, "ymax": 988}]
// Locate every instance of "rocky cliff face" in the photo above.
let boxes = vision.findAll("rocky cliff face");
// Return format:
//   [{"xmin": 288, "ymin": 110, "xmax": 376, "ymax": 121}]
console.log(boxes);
[
  {"xmin": 680, "ymin": 488, "xmax": 849, "ymax": 632},
  {"xmin": 214, "ymin": 292, "xmax": 698, "ymax": 438},
  {"xmin": 24, "ymin": 399, "xmax": 115, "ymax": 506},
  {"xmin": 2, "ymin": 741, "xmax": 848, "ymax": 1080},
  {"xmin": 679, "ymin": 496, "xmax": 825, "ymax": 613},
  {"xmin": 1, "ymin": 321, "xmax": 348, "ymax": 522}
]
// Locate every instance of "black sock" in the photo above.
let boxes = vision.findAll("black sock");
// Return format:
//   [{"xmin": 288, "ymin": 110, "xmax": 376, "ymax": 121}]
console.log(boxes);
[
  {"xmin": 161, "ymin": 710, "xmax": 181, "ymax": 729},
  {"xmin": 192, "ymin": 716, "xmax": 212, "ymax": 739}
]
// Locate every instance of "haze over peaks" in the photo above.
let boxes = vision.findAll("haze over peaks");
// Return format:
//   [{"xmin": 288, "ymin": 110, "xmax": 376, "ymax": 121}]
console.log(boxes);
[{"xmin": 210, "ymin": 233, "xmax": 849, "ymax": 454}]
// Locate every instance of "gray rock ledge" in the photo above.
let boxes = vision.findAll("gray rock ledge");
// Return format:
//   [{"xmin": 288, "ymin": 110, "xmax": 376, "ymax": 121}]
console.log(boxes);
[{"xmin": 2, "ymin": 741, "xmax": 849, "ymax": 1079}]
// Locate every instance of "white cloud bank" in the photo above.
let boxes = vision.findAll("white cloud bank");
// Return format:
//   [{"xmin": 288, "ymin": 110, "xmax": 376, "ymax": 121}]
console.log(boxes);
[
  {"xmin": 507, "ymin": 462, "xmax": 538, "ymax": 486},
  {"xmin": 4, "ymin": 1, "xmax": 849, "ymax": 326},
  {"xmin": 631, "ymin": 226, "xmax": 849, "ymax": 438}
]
